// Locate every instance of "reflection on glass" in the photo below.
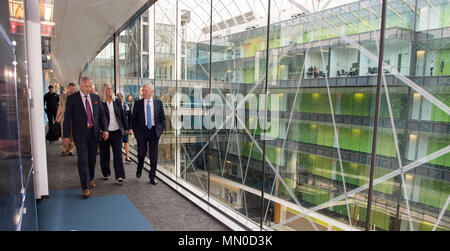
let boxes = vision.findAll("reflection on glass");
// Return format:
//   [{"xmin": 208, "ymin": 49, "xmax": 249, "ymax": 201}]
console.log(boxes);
[
  {"xmin": 9, "ymin": 0, "xmax": 55, "ymax": 37},
  {"xmin": 83, "ymin": 40, "xmax": 114, "ymax": 93},
  {"xmin": 81, "ymin": 0, "xmax": 450, "ymax": 231},
  {"xmin": 1, "ymin": 0, "xmax": 36, "ymax": 230}
]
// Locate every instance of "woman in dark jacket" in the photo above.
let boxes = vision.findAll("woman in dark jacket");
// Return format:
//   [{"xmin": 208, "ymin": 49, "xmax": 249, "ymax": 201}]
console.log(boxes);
[
  {"xmin": 117, "ymin": 92, "xmax": 133, "ymax": 162},
  {"xmin": 99, "ymin": 83, "xmax": 129, "ymax": 183}
]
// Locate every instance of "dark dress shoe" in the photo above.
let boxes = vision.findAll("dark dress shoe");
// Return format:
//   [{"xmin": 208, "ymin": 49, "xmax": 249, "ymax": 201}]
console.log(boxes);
[
  {"xmin": 150, "ymin": 177, "xmax": 158, "ymax": 185},
  {"xmin": 136, "ymin": 169, "xmax": 142, "ymax": 179}
]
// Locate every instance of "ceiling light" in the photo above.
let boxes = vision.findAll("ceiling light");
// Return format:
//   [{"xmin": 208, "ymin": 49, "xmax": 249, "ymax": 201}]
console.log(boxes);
[{"xmin": 44, "ymin": 5, "xmax": 52, "ymax": 21}]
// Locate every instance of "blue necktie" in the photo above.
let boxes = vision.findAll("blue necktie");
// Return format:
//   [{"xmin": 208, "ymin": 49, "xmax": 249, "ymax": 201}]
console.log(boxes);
[{"xmin": 147, "ymin": 100, "xmax": 152, "ymax": 130}]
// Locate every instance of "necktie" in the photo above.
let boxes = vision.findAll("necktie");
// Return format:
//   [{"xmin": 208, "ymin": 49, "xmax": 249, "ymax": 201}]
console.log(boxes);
[
  {"xmin": 147, "ymin": 100, "xmax": 152, "ymax": 130},
  {"xmin": 85, "ymin": 95, "xmax": 94, "ymax": 126}
]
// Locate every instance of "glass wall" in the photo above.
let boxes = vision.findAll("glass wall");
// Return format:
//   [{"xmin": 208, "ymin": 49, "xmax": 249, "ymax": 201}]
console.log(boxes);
[
  {"xmin": 82, "ymin": 0, "xmax": 450, "ymax": 231},
  {"xmin": 0, "ymin": 0, "xmax": 37, "ymax": 231},
  {"xmin": 373, "ymin": 0, "xmax": 450, "ymax": 231},
  {"xmin": 83, "ymin": 39, "xmax": 114, "ymax": 93}
]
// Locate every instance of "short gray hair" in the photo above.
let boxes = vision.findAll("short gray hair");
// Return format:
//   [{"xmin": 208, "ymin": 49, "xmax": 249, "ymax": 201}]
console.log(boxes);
[{"xmin": 80, "ymin": 76, "xmax": 91, "ymax": 84}]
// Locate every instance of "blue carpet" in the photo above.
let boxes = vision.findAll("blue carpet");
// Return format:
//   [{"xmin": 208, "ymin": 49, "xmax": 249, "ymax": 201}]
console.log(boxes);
[{"xmin": 37, "ymin": 190, "xmax": 154, "ymax": 231}]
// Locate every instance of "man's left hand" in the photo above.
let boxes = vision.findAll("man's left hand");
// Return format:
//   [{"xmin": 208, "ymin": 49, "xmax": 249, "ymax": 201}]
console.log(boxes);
[{"xmin": 103, "ymin": 131, "xmax": 109, "ymax": 141}]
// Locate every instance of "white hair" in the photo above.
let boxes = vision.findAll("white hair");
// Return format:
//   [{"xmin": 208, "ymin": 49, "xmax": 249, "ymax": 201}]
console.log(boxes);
[
  {"xmin": 143, "ymin": 83, "xmax": 154, "ymax": 91},
  {"xmin": 99, "ymin": 83, "xmax": 116, "ymax": 102}
]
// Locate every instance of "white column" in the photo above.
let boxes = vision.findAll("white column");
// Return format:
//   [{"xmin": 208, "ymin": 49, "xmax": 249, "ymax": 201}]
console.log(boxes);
[
  {"xmin": 417, "ymin": 134, "xmax": 429, "ymax": 159},
  {"xmin": 148, "ymin": 5, "xmax": 155, "ymax": 79},
  {"xmin": 279, "ymin": 204, "xmax": 287, "ymax": 225},
  {"xmin": 289, "ymin": 152, "xmax": 297, "ymax": 191},
  {"xmin": 412, "ymin": 175, "xmax": 421, "ymax": 202},
  {"xmin": 421, "ymin": 98, "xmax": 432, "ymax": 121},
  {"xmin": 335, "ymin": 92, "xmax": 341, "ymax": 115},
  {"xmin": 407, "ymin": 134, "xmax": 418, "ymax": 161},
  {"xmin": 330, "ymin": 160, "xmax": 337, "ymax": 211},
  {"xmin": 255, "ymin": 51, "xmax": 262, "ymax": 82},
  {"xmin": 411, "ymin": 93, "xmax": 421, "ymax": 120},
  {"xmin": 176, "ymin": 2, "xmax": 182, "ymax": 81},
  {"xmin": 25, "ymin": 0, "xmax": 49, "ymax": 199}
]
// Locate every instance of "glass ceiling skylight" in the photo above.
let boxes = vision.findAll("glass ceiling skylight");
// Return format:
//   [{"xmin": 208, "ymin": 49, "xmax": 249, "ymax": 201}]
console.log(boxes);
[{"xmin": 154, "ymin": 0, "xmax": 359, "ymax": 42}]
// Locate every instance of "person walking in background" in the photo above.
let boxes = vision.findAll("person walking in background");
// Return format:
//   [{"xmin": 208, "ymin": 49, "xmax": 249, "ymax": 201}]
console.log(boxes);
[
  {"xmin": 117, "ymin": 92, "xmax": 133, "ymax": 162},
  {"xmin": 127, "ymin": 93, "xmax": 134, "ymax": 103},
  {"xmin": 132, "ymin": 84, "xmax": 166, "ymax": 185},
  {"xmin": 98, "ymin": 84, "xmax": 129, "ymax": 183},
  {"xmin": 430, "ymin": 60, "xmax": 434, "ymax": 76},
  {"xmin": 63, "ymin": 77, "xmax": 109, "ymax": 198},
  {"xmin": 138, "ymin": 86, "xmax": 144, "ymax": 100},
  {"xmin": 313, "ymin": 66, "xmax": 319, "ymax": 78},
  {"xmin": 44, "ymin": 85, "xmax": 60, "ymax": 129},
  {"xmin": 56, "ymin": 83, "xmax": 77, "ymax": 156}
]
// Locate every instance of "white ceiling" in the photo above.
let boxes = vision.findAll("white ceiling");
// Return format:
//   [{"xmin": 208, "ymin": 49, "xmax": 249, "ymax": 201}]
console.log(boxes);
[{"xmin": 51, "ymin": 0, "xmax": 151, "ymax": 85}]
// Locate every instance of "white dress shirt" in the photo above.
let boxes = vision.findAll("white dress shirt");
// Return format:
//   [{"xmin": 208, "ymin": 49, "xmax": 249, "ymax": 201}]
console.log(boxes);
[
  {"xmin": 144, "ymin": 98, "xmax": 155, "ymax": 127},
  {"xmin": 106, "ymin": 100, "xmax": 120, "ymax": 131}
]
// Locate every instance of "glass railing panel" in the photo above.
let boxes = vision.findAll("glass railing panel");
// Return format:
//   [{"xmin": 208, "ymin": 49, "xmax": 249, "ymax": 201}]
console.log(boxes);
[{"xmin": 371, "ymin": 0, "xmax": 450, "ymax": 231}]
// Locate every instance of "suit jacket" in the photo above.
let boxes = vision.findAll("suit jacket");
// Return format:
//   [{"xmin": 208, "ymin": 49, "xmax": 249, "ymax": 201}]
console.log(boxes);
[
  {"xmin": 63, "ymin": 91, "xmax": 108, "ymax": 144},
  {"xmin": 132, "ymin": 98, "xmax": 166, "ymax": 139},
  {"xmin": 102, "ymin": 99, "xmax": 129, "ymax": 135},
  {"xmin": 122, "ymin": 102, "xmax": 132, "ymax": 130},
  {"xmin": 44, "ymin": 92, "xmax": 59, "ymax": 113}
]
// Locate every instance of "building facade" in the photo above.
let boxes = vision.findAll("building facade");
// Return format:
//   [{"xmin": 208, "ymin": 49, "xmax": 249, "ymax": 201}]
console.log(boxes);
[{"xmin": 83, "ymin": 0, "xmax": 450, "ymax": 231}]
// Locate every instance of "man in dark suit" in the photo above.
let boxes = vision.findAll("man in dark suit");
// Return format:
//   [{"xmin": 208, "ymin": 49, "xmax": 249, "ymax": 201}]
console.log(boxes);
[
  {"xmin": 63, "ymin": 77, "xmax": 109, "ymax": 198},
  {"xmin": 132, "ymin": 84, "xmax": 166, "ymax": 185},
  {"xmin": 44, "ymin": 85, "xmax": 59, "ymax": 129}
]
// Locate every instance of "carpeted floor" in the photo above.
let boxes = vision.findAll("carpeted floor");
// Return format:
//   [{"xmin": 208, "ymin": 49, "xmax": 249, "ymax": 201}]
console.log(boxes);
[
  {"xmin": 37, "ymin": 189, "xmax": 155, "ymax": 231},
  {"xmin": 41, "ymin": 141, "xmax": 230, "ymax": 231}
]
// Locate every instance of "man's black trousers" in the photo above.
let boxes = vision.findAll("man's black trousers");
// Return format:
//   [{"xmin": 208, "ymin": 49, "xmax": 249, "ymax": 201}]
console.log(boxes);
[{"xmin": 136, "ymin": 127, "xmax": 159, "ymax": 179}]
